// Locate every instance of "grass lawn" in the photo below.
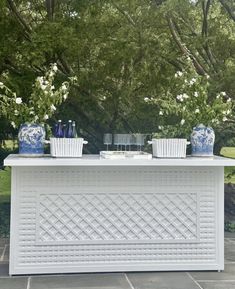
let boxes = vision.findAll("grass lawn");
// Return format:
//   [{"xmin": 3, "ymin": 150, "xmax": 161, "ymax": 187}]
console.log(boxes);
[
  {"xmin": 0, "ymin": 167, "xmax": 10, "ymax": 237},
  {"xmin": 0, "ymin": 167, "xmax": 11, "ymax": 203},
  {"xmin": 221, "ymin": 147, "xmax": 235, "ymax": 183}
]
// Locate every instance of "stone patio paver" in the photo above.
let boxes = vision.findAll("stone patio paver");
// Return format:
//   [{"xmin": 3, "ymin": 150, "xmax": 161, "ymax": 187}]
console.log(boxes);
[
  {"xmin": 190, "ymin": 264, "xmax": 235, "ymax": 281},
  {"xmin": 0, "ymin": 277, "xmax": 28, "ymax": 289},
  {"xmin": 2, "ymin": 246, "xmax": 9, "ymax": 263},
  {"xmin": 225, "ymin": 232, "xmax": 235, "ymax": 239},
  {"xmin": 197, "ymin": 281, "xmax": 235, "ymax": 289},
  {"xmin": 225, "ymin": 238, "xmax": 235, "ymax": 262},
  {"xmin": 126, "ymin": 272, "xmax": 200, "ymax": 289},
  {"xmin": 0, "ymin": 239, "xmax": 8, "ymax": 247},
  {"xmin": 0, "ymin": 264, "xmax": 9, "ymax": 276},
  {"xmin": 30, "ymin": 273, "xmax": 131, "ymax": 289}
]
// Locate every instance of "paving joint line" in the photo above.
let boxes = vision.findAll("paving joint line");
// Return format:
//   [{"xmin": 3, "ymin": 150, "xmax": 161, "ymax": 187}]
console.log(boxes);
[
  {"xmin": 124, "ymin": 273, "xmax": 135, "ymax": 289},
  {"xmin": 0, "ymin": 245, "xmax": 7, "ymax": 262},
  {"xmin": 197, "ymin": 279, "xmax": 235, "ymax": 282},
  {"xmin": 26, "ymin": 276, "xmax": 31, "ymax": 289},
  {"xmin": 186, "ymin": 272, "xmax": 204, "ymax": 289}
]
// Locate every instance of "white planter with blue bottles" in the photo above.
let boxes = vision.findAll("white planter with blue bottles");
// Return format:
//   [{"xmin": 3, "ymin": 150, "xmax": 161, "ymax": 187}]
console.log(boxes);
[
  {"xmin": 191, "ymin": 124, "xmax": 215, "ymax": 157},
  {"xmin": 50, "ymin": 137, "xmax": 88, "ymax": 158}
]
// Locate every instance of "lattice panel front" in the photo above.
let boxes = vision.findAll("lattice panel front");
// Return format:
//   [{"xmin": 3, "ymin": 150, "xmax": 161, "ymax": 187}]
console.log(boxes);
[
  {"xmin": 36, "ymin": 192, "xmax": 198, "ymax": 244},
  {"xmin": 11, "ymin": 166, "xmax": 222, "ymax": 274}
]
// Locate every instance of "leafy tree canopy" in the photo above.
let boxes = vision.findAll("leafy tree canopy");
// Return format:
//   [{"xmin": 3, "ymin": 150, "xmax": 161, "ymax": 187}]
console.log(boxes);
[{"xmin": 1, "ymin": 0, "xmax": 235, "ymax": 151}]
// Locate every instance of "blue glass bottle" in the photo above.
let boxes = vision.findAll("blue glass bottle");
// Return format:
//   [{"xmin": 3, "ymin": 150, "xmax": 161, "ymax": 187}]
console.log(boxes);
[
  {"xmin": 66, "ymin": 120, "xmax": 74, "ymax": 138},
  {"xmin": 55, "ymin": 120, "xmax": 64, "ymax": 138},
  {"xmin": 63, "ymin": 124, "xmax": 67, "ymax": 138},
  {"xmin": 72, "ymin": 121, "xmax": 78, "ymax": 138}
]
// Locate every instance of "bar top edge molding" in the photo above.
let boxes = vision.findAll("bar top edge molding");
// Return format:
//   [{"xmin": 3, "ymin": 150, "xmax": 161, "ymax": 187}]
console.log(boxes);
[{"xmin": 4, "ymin": 154, "xmax": 235, "ymax": 167}]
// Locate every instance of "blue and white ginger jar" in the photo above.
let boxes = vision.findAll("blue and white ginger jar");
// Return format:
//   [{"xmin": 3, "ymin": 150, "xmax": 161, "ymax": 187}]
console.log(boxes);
[
  {"xmin": 18, "ymin": 123, "xmax": 45, "ymax": 156},
  {"xmin": 191, "ymin": 124, "xmax": 215, "ymax": 157}
]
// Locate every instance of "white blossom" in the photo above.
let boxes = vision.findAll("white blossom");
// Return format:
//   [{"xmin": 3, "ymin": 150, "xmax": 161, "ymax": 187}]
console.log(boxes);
[
  {"xmin": 52, "ymin": 63, "xmax": 58, "ymax": 72},
  {"xmin": 40, "ymin": 84, "xmax": 47, "ymax": 90},
  {"xmin": 174, "ymin": 71, "xmax": 183, "ymax": 78},
  {"xmin": 205, "ymin": 74, "xmax": 210, "ymax": 79},
  {"xmin": 223, "ymin": 116, "xmax": 228, "ymax": 122},
  {"xmin": 222, "ymin": 110, "xmax": 231, "ymax": 115},
  {"xmin": 158, "ymin": 125, "xmax": 162, "ymax": 130},
  {"xmin": 176, "ymin": 94, "xmax": 184, "ymax": 102},
  {"xmin": 29, "ymin": 110, "xmax": 34, "ymax": 115},
  {"xmin": 51, "ymin": 85, "xmax": 55, "ymax": 90},
  {"xmin": 0, "ymin": 82, "xmax": 3, "ymax": 88},
  {"xmin": 221, "ymin": 92, "xmax": 226, "ymax": 96},
  {"xmin": 43, "ymin": 114, "xmax": 49, "ymax": 120},
  {"xmin": 195, "ymin": 108, "xmax": 200, "ymax": 113},
  {"xmin": 14, "ymin": 110, "xmax": 19, "ymax": 116},
  {"xmin": 34, "ymin": 115, "xmax": 39, "ymax": 121},
  {"xmin": 144, "ymin": 97, "xmax": 150, "ymax": 102},
  {"xmin": 194, "ymin": 92, "xmax": 199, "ymax": 97},
  {"xmin": 63, "ymin": 93, "xmax": 68, "ymax": 100},
  {"xmin": 50, "ymin": 104, "xmax": 56, "ymax": 111},
  {"xmin": 182, "ymin": 93, "xmax": 189, "ymax": 99},
  {"xmin": 180, "ymin": 119, "xmax": 185, "ymax": 125},
  {"xmin": 37, "ymin": 76, "xmax": 44, "ymax": 84},
  {"xmin": 61, "ymin": 84, "xmax": 67, "ymax": 91},
  {"xmin": 11, "ymin": 121, "xmax": 16, "ymax": 128},
  {"xmin": 216, "ymin": 94, "xmax": 220, "ymax": 99},
  {"xmin": 227, "ymin": 97, "xmax": 231, "ymax": 102},
  {"xmin": 159, "ymin": 110, "xmax": 164, "ymax": 115},
  {"xmin": 189, "ymin": 78, "xmax": 196, "ymax": 85},
  {"xmin": 15, "ymin": 97, "xmax": 22, "ymax": 104}
]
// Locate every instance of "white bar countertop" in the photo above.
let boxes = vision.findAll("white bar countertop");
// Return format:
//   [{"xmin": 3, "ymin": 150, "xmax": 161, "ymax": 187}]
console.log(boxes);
[{"xmin": 4, "ymin": 154, "xmax": 235, "ymax": 167}]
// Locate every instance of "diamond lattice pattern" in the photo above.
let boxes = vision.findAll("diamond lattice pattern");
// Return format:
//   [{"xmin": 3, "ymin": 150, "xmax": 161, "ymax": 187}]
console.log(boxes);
[{"xmin": 38, "ymin": 192, "xmax": 198, "ymax": 243}]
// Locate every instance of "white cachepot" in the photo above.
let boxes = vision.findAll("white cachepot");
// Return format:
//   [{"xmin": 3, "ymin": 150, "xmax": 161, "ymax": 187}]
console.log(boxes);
[{"xmin": 148, "ymin": 138, "xmax": 189, "ymax": 158}]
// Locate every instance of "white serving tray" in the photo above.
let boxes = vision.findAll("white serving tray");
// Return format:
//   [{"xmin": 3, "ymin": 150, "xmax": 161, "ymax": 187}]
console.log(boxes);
[{"xmin": 100, "ymin": 151, "xmax": 152, "ymax": 160}]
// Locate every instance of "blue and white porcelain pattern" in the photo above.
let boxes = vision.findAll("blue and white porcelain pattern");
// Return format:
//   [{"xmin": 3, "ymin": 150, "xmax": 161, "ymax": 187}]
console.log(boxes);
[
  {"xmin": 18, "ymin": 123, "xmax": 45, "ymax": 156},
  {"xmin": 191, "ymin": 124, "xmax": 215, "ymax": 157}
]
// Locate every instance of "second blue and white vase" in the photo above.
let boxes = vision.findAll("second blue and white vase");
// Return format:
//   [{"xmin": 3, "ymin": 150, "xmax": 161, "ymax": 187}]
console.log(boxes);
[{"xmin": 191, "ymin": 124, "xmax": 215, "ymax": 157}]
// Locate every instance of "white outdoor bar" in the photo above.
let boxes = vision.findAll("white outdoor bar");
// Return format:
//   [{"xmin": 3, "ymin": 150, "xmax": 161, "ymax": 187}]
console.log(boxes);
[{"xmin": 4, "ymin": 154, "xmax": 235, "ymax": 275}]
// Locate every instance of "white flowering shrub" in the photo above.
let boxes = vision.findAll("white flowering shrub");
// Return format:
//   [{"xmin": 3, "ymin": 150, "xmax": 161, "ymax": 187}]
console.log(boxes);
[
  {"xmin": 0, "ymin": 63, "xmax": 76, "ymax": 128},
  {"xmin": 155, "ymin": 67, "xmax": 233, "ymax": 137}
]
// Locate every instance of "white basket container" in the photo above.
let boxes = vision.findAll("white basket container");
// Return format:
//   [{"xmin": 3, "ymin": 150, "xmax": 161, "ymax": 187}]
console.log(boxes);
[
  {"xmin": 50, "ymin": 138, "xmax": 88, "ymax": 158},
  {"xmin": 148, "ymin": 138, "xmax": 189, "ymax": 158}
]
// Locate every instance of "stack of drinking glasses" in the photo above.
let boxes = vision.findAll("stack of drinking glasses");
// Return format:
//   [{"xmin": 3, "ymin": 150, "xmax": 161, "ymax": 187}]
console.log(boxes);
[
  {"xmin": 101, "ymin": 133, "xmax": 152, "ymax": 159},
  {"xmin": 103, "ymin": 133, "xmax": 147, "ymax": 151}
]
